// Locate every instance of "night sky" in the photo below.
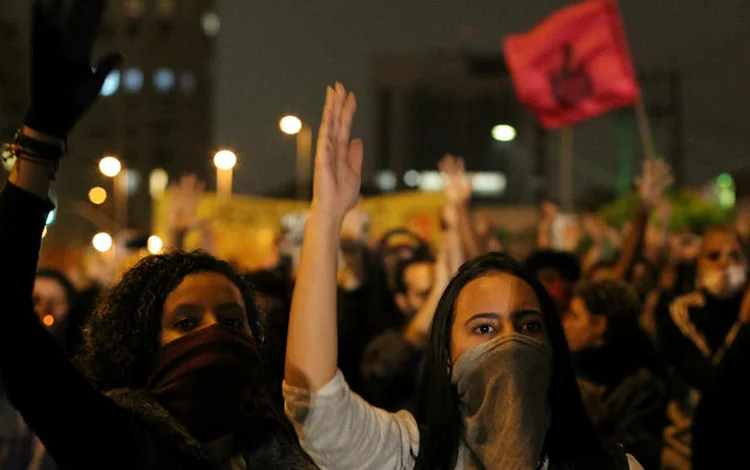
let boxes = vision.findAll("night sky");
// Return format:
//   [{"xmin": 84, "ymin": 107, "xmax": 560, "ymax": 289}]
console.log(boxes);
[{"xmin": 216, "ymin": 0, "xmax": 750, "ymax": 197}]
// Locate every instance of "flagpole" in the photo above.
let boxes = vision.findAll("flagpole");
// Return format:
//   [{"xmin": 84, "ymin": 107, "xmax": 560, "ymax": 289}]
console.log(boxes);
[
  {"xmin": 634, "ymin": 98, "xmax": 657, "ymax": 161},
  {"xmin": 560, "ymin": 126, "xmax": 574, "ymax": 211}
]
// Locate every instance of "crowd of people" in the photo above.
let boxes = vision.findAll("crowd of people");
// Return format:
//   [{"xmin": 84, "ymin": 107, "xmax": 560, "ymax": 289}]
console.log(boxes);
[{"xmin": 1, "ymin": 1, "xmax": 749, "ymax": 469}]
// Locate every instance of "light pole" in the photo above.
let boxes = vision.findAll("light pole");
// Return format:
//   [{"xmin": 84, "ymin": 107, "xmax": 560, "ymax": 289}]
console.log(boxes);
[
  {"xmin": 280, "ymin": 115, "xmax": 312, "ymax": 200},
  {"xmin": 213, "ymin": 150, "xmax": 237, "ymax": 200},
  {"xmin": 98, "ymin": 156, "xmax": 128, "ymax": 228}
]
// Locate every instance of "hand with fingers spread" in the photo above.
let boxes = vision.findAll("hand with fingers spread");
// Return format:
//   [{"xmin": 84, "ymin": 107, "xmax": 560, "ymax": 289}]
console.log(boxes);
[
  {"xmin": 311, "ymin": 83, "xmax": 363, "ymax": 222},
  {"xmin": 439, "ymin": 154, "xmax": 472, "ymax": 205},
  {"xmin": 25, "ymin": 0, "xmax": 122, "ymax": 140},
  {"xmin": 636, "ymin": 158, "xmax": 673, "ymax": 210}
]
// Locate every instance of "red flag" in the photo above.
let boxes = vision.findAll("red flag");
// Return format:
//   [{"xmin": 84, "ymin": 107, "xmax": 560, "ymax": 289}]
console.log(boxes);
[{"xmin": 503, "ymin": 0, "xmax": 640, "ymax": 129}]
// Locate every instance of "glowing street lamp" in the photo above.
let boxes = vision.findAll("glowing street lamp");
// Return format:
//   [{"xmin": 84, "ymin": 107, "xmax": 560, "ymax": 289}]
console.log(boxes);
[
  {"xmin": 99, "ymin": 156, "xmax": 128, "ymax": 227},
  {"xmin": 88, "ymin": 186, "xmax": 108, "ymax": 205},
  {"xmin": 279, "ymin": 115, "xmax": 312, "ymax": 200},
  {"xmin": 213, "ymin": 149, "xmax": 237, "ymax": 199},
  {"xmin": 147, "ymin": 235, "xmax": 164, "ymax": 254},
  {"xmin": 92, "ymin": 232, "xmax": 113, "ymax": 253},
  {"xmin": 491, "ymin": 124, "xmax": 517, "ymax": 142},
  {"xmin": 279, "ymin": 115, "xmax": 303, "ymax": 135},
  {"xmin": 99, "ymin": 156, "xmax": 122, "ymax": 177}
]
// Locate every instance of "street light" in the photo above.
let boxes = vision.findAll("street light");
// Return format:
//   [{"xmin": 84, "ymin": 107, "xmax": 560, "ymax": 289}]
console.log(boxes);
[
  {"xmin": 147, "ymin": 235, "xmax": 164, "ymax": 254},
  {"xmin": 99, "ymin": 156, "xmax": 122, "ymax": 177},
  {"xmin": 92, "ymin": 232, "xmax": 113, "ymax": 253},
  {"xmin": 88, "ymin": 187, "xmax": 108, "ymax": 205},
  {"xmin": 491, "ymin": 124, "xmax": 517, "ymax": 142},
  {"xmin": 279, "ymin": 115, "xmax": 312, "ymax": 200},
  {"xmin": 99, "ymin": 156, "xmax": 128, "ymax": 228},
  {"xmin": 280, "ymin": 115, "xmax": 303, "ymax": 135},
  {"xmin": 213, "ymin": 149, "xmax": 237, "ymax": 199}
]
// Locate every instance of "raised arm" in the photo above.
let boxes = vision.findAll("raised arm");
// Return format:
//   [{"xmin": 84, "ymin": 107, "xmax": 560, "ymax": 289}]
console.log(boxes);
[
  {"xmin": 439, "ymin": 154, "xmax": 484, "ymax": 259},
  {"xmin": 611, "ymin": 158, "xmax": 672, "ymax": 281},
  {"xmin": 0, "ymin": 2, "xmax": 154, "ymax": 468},
  {"xmin": 285, "ymin": 83, "xmax": 363, "ymax": 391}
]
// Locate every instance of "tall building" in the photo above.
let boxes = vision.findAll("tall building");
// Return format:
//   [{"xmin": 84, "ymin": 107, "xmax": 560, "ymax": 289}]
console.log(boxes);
[
  {"xmin": 370, "ymin": 51, "xmax": 543, "ymax": 204},
  {"xmin": 0, "ymin": 0, "xmax": 219, "ymax": 249},
  {"xmin": 370, "ymin": 51, "xmax": 682, "ymax": 207}
]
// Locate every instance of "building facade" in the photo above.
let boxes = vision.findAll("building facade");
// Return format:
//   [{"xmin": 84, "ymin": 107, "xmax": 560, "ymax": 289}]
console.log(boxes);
[{"xmin": 0, "ymin": 0, "xmax": 219, "ymax": 247}]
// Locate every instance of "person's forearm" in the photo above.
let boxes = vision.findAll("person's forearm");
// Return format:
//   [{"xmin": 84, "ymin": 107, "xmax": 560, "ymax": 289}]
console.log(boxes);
[
  {"xmin": 612, "ymin": 205, "xmax": 648, "ymax": 281},
  {"xmin": 285, "ymin": 211, "xmax": 342, "ymax": 391},
  {"xmin": 404, "ymin": 279, "xmax": 447, "ymax": 347},
  {"xmin": 7, "ymin": 127, "xmax": 60, "ymax": 200},
  {"xmin": 455, "ymin": 203, "xmax": 483, "ymax": 259},
  {"xmin": 445, "ymin": 229, "xmax": 464, "ymax": 274},
  {"xmin": 538, "ymin": 220, "xmax": 552, "ymax": 249}
]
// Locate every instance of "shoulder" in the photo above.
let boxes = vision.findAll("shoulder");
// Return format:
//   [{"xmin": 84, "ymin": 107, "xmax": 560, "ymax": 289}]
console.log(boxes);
[{"xmin": 626, "ymin": 453, "xmax": 645, "ymax": 470}]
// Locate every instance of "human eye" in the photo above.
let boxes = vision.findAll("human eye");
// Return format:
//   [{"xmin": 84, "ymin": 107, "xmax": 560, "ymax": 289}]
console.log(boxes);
[
  {"xmin": 174, "ymin": 317, "xmax": 196, "ymax": 332},
  {"xmin": 473, "ymin": 323, "xmax": 497, "ymax": 336}
]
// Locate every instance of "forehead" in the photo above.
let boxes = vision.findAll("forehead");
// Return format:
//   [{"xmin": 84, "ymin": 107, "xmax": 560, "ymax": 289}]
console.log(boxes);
[
  {"xmin": 163, "ymin": 272, "xmax": 245, "ymax": 310},
  {"xmin": 455, "ymin": 272, "xmax": 541, "ymax": 320},
  {"xmin": 405, "ymin": 261, "xmax": 434, "ymax": 278}
]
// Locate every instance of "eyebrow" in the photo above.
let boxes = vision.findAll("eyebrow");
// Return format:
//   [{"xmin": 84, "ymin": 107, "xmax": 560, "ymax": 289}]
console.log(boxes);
[{"xmin": 464, "ymin": 309, "xmax": 543, "ymax": 326}]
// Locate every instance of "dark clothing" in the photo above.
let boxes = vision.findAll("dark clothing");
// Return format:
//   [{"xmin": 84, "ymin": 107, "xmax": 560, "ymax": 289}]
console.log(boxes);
[
  {"xmin": 360, "ymin": 329, "xmax": 424, "ymax": 412},
  {"xmin": 656, "ymin": 289, "xmax": 750, "ymax": 470},
  {"xmin": 0, "ymin": 183, "xmax": 316, "ymax": 469},
  {"xmin": 573, "ymin": 346, "xmax": 667, "ymax": 470}
]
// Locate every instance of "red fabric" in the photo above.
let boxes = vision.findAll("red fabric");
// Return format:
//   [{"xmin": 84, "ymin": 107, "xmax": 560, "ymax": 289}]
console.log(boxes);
[{"xmin": 503, "ymin": 0, "xmax": 640, "ymax": 129}]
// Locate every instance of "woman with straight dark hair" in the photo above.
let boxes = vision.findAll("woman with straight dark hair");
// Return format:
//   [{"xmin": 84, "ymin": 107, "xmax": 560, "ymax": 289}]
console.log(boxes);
[{"xmin": 283, "ymin": 83, "xmax": 644, "ymax": 469}]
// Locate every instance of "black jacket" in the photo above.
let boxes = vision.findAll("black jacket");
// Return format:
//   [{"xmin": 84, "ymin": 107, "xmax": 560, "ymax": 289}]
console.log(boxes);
[
  {"xmin": 656, "ymin": 290, "xmax": 750, "ymax": 470},
  {"xmin": 0, "ymin": 183, "xmax": 317, "ymax": 469},
  {"xmin": 573, "ymin": 346, "xmax": 668, "ymax": 470}
]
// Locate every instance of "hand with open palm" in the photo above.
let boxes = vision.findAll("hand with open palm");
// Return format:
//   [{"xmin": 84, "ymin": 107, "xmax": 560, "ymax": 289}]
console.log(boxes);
[
  {"xmin": 636, "ymin": 158, "xmax": 673, "ymax": 209},
  {"xmin": 311, "ymin": 83, "xmax": 363, "ymax": 223},
  {"xmin": 439, "ymin": 154, "xmax": 472, "ymax": 205}
]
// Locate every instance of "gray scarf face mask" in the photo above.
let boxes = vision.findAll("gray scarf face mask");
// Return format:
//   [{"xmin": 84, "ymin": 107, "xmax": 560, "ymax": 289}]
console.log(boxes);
[{"xmin": 451, "ymin": 334, "xmax": 553, "ymax": 470}]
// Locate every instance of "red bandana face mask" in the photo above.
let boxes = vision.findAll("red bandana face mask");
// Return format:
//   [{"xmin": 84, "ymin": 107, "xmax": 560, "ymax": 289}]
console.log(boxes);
[
  {"xmin": 543, "ymin": 279, "xmax": 573, "ymax": 313},
  {"xmin": 146, "ymin": 324, "xmax": 262, "ymax": 442}
]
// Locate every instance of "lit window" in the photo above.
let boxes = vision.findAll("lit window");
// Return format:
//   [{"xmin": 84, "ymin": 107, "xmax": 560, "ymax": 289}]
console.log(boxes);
[
  {"xmin": 201, "ymin": 12, "xmax": 220, "ymax": 37},
  {"xmin": 153, "ymin": 68, "xmax": 175, "ymax": 92},
  {"xmin": 156, "ymin": 0, "xmax": 176, "ymax": 17},
  {"xmin": 123, "ymin": 68, "xmax": 144, "ymax": 92},
  {"xmin": 403, "ymin": 170, "xmax": 421, "ymax": 188},
  {"xmin": 100, "ymin": 70, "xmax": 121, "ymax": 96},
  {"xmin": 180, "ymin": 72, "xmax": 197, "ymax": 93},
  {"xmin": 124, "ymin": 0, "xmax": 144, "ymax": 17},
  {"xmin": 375, "ymin": 171, "xmax": 397, "ymax": 192}
]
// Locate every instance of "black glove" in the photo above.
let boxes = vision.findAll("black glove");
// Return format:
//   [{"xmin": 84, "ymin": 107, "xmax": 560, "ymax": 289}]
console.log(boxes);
[{"xmin": 24, "ymin": 0, "xmax": 122, "ymax": 140}]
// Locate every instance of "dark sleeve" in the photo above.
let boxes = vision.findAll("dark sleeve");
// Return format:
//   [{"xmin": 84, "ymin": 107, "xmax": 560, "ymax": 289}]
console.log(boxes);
[
  {"xmin": 612, "ymin": 206, "xmax": 648, "ymax": 281},
  {"xmin": 360, "ymin": 329, "xmax": 423, "ymax": 411},
  {"xmin": 0, "ymin": 183, "xmax": 152, "ymax": 469},
  {"xmin": 603, "ymin": 370, "xmax": 668, "ymax": 470}
]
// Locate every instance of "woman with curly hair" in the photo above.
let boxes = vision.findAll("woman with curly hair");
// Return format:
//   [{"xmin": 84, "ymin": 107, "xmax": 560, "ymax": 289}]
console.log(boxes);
[
  {"xmin": 564, "ymin": 279, "xmax": 668, "ymax": 469},
  {"xmin": 0, "ymin": 1, "xmax": 314, "ymax": 468}
]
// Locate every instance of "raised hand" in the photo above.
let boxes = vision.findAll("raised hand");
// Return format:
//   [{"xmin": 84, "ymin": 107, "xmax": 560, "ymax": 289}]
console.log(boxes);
[
  {"xmin": 25, "ymin": 0, "xmax": 122, "ymax": 140},
  {"xmin": 636, "ymin": 158, "xmax": 673, "ymax": 209},
  {"xmin": 439, "ymin": 154, "xmax": 472, "ymax": 205},
  {"xmin": 311, "ymin": 83, "xmax": 363, "ymax": 222}
]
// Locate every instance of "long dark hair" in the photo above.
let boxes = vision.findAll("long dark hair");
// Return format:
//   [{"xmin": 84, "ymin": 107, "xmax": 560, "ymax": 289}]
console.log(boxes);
[{"xmin": 413, "ymin": 253, "xmax": 620, "ymax": 470}]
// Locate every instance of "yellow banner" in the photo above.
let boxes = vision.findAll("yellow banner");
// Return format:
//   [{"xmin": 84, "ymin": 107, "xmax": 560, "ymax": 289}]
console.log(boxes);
[{"xmin": 153, "ymin": 191, "xmax": 446, "ymax": 269}]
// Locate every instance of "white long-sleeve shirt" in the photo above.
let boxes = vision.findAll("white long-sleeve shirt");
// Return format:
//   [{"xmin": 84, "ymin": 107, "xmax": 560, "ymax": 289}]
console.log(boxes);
[{"xmin": 283, "ymin": 370, "xmax": 644, "ymax": 470}]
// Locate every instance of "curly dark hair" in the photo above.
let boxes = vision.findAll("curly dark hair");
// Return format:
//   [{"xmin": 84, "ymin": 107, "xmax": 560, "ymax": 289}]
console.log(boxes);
[{"xmin": 76, "ymin": 250, "xmax": 261, "ymax": 392}]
